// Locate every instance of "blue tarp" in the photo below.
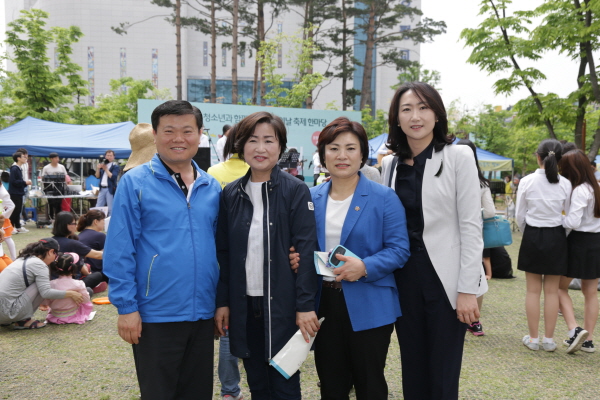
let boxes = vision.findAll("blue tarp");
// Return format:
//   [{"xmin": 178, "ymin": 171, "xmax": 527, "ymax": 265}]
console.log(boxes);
[
  {"xmin": 368, "ymin": 133, "xmax": 513, "ymax": 171},
  {"xmin": 0, "ymin": 117, "xmax": 135, "ymax": 158},
  {"xmin": 368, "ymin": 133, "xmax": 388, "ymax": 160}
]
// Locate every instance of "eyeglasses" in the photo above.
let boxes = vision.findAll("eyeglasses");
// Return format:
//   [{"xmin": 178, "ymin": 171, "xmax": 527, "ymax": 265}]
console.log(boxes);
[{"xmin": 68, "ymin": 222, "xmax": 77, "ymax": 225}]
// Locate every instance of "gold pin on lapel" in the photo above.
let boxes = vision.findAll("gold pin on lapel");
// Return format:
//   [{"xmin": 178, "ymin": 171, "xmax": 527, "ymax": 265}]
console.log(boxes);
[{"xmin": 355, "ymin": 206, "xmax": 360, "ymax": 211}]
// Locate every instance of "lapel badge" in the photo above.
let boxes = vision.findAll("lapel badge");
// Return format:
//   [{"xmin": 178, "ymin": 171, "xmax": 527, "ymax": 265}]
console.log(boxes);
[{"xmin": 355, "ymin": 206, "xmax": 360, "ymax": 211}]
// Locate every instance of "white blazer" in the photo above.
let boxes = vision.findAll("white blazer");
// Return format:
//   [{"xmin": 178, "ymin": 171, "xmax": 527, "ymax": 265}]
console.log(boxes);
[{"xmin": 382, "ymin": 144, "xmax": 487, "ymax": 308}]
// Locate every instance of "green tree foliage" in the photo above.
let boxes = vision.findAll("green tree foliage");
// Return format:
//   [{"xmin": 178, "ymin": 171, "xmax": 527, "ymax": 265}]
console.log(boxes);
[
  {"xmin": 361, "ymin": 105, "xmax": 387, "ymax": 139},
  {"xmin": 352, "ymin": 0, "xmax": 445, "ymax": 109},
  {"xmin": 391, "ymin": 62, "xmax": 441, "ymax": 90},
  {"xmin": 258, "ymin": 31, "xmax": 324, "ymax": 108},
  {"xmin": 461, "ymin": 0, "xmax": 600, "ymax": 159},
  {"xmin": 0, "ymin": 9, "xmax": 88, "ymax": 123},
  {"xmin": 71, "ymin": 78, "xmax": 172, "ymax": 124}
]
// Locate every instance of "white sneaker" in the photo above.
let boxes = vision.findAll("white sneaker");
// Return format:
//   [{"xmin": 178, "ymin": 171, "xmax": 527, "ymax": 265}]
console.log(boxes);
[
  {"xmin": 542, "ymin": 340, "xmax": 557, "ymax": 352},
  {"xmin": 523, "ymin": 335, "xmax": 539, "ymax": 351},
  {"xmin": 16, "ymin": 227, "xmax": 29, "ymax": 233}
]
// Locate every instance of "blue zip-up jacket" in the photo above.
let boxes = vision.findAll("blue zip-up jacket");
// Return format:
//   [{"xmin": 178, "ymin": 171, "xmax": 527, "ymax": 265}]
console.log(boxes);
[{"xmin": 104, "ymin": 154, "xmax": 221, "ymax": 322}]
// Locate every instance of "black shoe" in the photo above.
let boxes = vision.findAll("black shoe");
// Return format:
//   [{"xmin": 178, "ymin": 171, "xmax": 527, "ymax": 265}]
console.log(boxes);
[
  {"xmin": 564, "ymin": 327, "xmax": 588, "ymax": 354},
  {"xmin": 581, "ymin": 340, "xmax": 595, "ymax": 353}
]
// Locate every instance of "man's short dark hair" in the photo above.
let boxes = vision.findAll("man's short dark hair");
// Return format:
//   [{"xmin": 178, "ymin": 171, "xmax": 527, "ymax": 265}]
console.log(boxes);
[
  {"xmin": 16, "ymin": 147, "xmax": 28, "ymax": 155},
  {"xmin": 222, "ymin": 124, "xmax": 231, "ymax": 134},
  {"xmin": 49, "ymin": 152, "xmax": 59, "ymax": 159},
  {"xmin": 12, "ymin": 152, "xmax": 23, "ymax": 162},
  {"xmin": 151, "ymin": 100, "xmax": 203, "ymax": 132}
]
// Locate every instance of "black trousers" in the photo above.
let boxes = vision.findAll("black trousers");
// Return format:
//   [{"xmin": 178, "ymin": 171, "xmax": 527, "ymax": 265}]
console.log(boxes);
[
  {"xmin": 48, "ymin": 198, "xmax": 62, "ymax": 219},
  {"xmin": 132, "ymin": 319, "xmax": 214, "ymax": 400},
  {"xmin": 9, "ymin": 194, "xmax": 22, "ymax": 229},
  {"xmin": 315, "ymin": 286, "xmax": 394, "ymax": 400},
  {"xmin": 243, "ymin": 296, "xmax": 301, "ymax": 400},
  {"xmin": 81, "ymin": 272, "xmax": 107, "ymax": 288},
  {"xmin": 395, "ymin": 248, "xmax": 467, "ymax": 400}
]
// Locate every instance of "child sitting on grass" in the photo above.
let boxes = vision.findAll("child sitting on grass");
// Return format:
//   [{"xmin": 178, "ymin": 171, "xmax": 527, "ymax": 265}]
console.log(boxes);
[{"xmin": 42, "ymin": 253, "xmax": 93, "ymax": 324}]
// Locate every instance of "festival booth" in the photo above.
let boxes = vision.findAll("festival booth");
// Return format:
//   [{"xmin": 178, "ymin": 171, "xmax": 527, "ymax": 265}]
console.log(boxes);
[{"xmin": 0, "ymin": 117, "xmax": 135, "ymax": 222}]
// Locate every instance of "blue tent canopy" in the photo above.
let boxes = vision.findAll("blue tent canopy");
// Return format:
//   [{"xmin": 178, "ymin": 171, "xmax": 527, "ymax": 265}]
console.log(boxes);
[
  {"xmin": 0, "ymin": 117, "xmax": 135, "ymax": 158},
  {"xmin": 368, "ymin": 133, "xmax": 388, "ymax": 160},
  {"xmin": 368, "ymin": 133, "xmax": 513, "ymax": 171}
]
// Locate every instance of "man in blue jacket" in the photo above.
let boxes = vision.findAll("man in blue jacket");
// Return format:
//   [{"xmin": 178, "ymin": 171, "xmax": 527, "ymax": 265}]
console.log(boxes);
[{"xmin": 104, "ymin": 100, "xmax": 221, "ymax": 400}]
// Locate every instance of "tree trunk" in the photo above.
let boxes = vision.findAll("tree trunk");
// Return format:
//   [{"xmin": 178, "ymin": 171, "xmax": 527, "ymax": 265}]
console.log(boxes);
[
  {"xmin": 232, "ymin": 0, "xmax": 239, "ymax": 104},
  {"xmin": 176, "ymin": 0, "xmax": 182, "ymax": 100},
  {"xmin": 359, "ymin": 2, "xmax": 376, "ymax": 110},
  {"xmin": 489, "ymin": 0, "xmax": 556, "ymax": 139},
  {"xmin": 576, "ymin": 0, "xmax": 600, "ymax": 159},
  {"xmin": 574, "ymin": 45, "xmax": 588, "ymax": 150},
  {"xmin": 210, "ymin": 0, "xmax": 217, "ymax": 103},
  {"xmin": 304, "ymin": 0, "xmax": 314, "ymax": 109},
  {"xmin": 341, "ymin": 0, "xmax": 348, "ymax": 111},
  {"xmin": 258, "ymin": 0, "xmax": 266, "ymax": 106}
]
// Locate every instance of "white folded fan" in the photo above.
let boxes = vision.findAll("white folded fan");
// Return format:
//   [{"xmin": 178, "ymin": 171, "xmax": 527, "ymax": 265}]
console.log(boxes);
[{"xmin": 269, "ymin": 317, "xmax": 325, "ymax": 379}]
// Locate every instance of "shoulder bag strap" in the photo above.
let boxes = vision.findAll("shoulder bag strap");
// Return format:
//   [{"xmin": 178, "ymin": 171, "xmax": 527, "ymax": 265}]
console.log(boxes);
[
  {"xmin": 22, "ymin": 258, "xmax": 29, "ymax": 287},
  {"xmin": 387, "ymin": 156, "xmax": 399, "ymax": 188}
]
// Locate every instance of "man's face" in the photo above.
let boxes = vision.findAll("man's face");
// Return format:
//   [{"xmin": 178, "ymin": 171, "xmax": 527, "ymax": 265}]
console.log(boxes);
[
  {"xmin": 105, "ymin": 151, "xmax": 115, "ymax": 162},
  {"xmin": 153, "ymin": 114, "xmax": 201, "ymax": 168},
  {"xmin": 50, "ymin": 156, "xmax": 59, "ymax": 165},
  {"xmin": 19, "ymin": 154, "xmax": 27, "ymax": 163}
]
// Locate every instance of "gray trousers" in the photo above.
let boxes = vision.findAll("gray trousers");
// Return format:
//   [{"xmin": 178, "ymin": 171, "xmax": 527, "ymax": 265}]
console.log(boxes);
[{"xmin": 0, "ymin": 284, "xmax": 44, "ymax": 324}]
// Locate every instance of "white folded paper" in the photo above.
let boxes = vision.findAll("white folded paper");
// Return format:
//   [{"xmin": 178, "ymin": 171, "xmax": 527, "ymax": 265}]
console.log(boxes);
[
  {"xmin": 313, "ymin": 252, "xmax": 336, "ymax": 277},
  {"xmin": 269, "ymin": 317, "xmax": 325, "ymax": 379}
]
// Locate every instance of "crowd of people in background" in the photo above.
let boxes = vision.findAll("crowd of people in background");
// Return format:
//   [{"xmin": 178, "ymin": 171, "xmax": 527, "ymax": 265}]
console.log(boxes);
[{"xmin": 1, "ymin": 89, "xmax": 600, "ymax": 400}]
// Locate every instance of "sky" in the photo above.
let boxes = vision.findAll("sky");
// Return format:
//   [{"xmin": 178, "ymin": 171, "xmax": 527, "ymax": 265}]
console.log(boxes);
[{"xmin": 420, "ymin": 0, "xmax": 580, "ymax": 113}]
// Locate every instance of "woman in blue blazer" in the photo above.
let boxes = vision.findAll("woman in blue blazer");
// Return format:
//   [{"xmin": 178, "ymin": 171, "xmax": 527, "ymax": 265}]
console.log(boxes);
[{"xmin": 310, "ymin": 117, "xmax": 410, "ymax": 400}]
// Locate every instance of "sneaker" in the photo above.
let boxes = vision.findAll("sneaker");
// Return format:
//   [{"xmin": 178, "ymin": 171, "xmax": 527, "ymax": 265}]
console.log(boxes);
[
  {"xmin": 522, "ymin": 335, "xmax": 539, "ymax": 351},
  {"xmin": 93, "ymin": 282, "xmax": 108, "ymax": 294},
  {"xmin": 542, "ymin": 340, "xmax": 557, "ymax": 352},
  {"xmin": 564, "ymin": 327, "xmax": 588, "ymax": 354},
  {"xmin": 16, "ymin": 227, "xmax": 29, "ymax": 233},
  {"xmin": 223, "ymin": 395, "xmax": 244, "ymax": 400},
  {"xmin": 581, "ymin": 340, "xmax": 595, "ymax": 353},
  {"xmin": 467, "ymin": 321, "xmax": 485, "ymax": 336}
]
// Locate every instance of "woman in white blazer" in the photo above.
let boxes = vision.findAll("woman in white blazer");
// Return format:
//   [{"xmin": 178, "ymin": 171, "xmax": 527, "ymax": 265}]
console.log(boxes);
[{"xmin": 381, "ymin": 82, "xmax": 485, "ymax": 400}]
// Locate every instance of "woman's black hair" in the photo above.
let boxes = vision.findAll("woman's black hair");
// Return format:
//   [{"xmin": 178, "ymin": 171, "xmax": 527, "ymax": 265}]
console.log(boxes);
[
  {"xmin": 1, "ymin": 171, "xmax": 9, "ymax": 183},
  {"xmin": 52, "ymin": 211, "xmax": 76, "ymax": 238},
  {"xmin": 537, "ymin": 138, "xmax": 563, "ymax": 184},
  {"xmin": 50, "ymin": 253, "xmax": 81, "ymax": 277},
  {"xmin": 456, "ymin": 139, "xmax": 490, "ymax": 188},
  {"xmin": 222, "ymin": 124, "xmax": 238, "ymax": 161},
  {"xmin": 387, "ymin": 82, "xmax": 454, "ymax": 160},
  {"xmin": 77, "ymin": 209, "xmax": 106, "ymax": 232},
  {"xmin": 18, "ymin": 241, "xmax": 53, "ymax": 260}
]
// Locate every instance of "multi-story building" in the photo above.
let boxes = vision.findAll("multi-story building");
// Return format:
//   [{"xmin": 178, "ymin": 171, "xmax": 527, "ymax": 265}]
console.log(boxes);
[{"xmin": 3, "ymin": 0, "xmax": 420, "ymax": 112}]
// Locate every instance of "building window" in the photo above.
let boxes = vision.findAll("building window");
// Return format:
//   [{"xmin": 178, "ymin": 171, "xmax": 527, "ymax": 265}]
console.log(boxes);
[
  {"xmin": 400, "ymin": 25, "xmax": 410, "ymax": 32},
  {"xmin": 240, "ymin": 48, "xmax": 245, "ymax": 67},
  {"xmin": 203, "ymin": 42, "xmax": 208, "ymax": 67},
  {"xmin": 277, "ymin": 22, "xmax": 283, "ymax": 68},
  {"xmin": 400, "ymin": 50, "xmax": 410, "ymax": 60},
  {"xmin": 401, "ymin": 0, "xmax": 411, "ymax": 5},
  {"xmin": 88, "ymin": 46, "xmax": 95, "ymax": 106},
  {"xmin": 152, "ymin": 48, "xmax": 158, "ymax": 88},
  {"xmin": 188, "ymin": 78, "xmax": 295, "ymax": 105},
  {"xmin": 222, "ymin": 45, "xmax": 227, "ymax": 67}
]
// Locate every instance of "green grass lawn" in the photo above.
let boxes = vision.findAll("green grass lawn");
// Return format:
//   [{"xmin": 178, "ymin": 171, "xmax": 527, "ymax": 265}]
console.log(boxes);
[{"xmin": 1, "ymin": 222, "xmax": 598, "ymax": 399}]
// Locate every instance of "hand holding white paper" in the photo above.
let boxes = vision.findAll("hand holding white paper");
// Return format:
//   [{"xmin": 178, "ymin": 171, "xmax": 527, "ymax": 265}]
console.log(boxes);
[{"xmin": 269, "ymin": 317, "xmax": 325, "ymax": 379}]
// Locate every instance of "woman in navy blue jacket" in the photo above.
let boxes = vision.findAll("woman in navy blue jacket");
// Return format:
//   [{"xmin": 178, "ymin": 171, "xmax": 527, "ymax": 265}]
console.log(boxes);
[
  {"xmin": 310, "ymin": 117, "xmax": 410, "ymax": 400},
  {"xmin": 215, "ymin": 111, "xmax": 319, "ymax": 400}
]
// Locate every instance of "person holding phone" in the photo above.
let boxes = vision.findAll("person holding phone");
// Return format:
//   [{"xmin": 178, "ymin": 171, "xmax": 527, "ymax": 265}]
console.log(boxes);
[{"xmin": 310, "ymin": 117, "xmax": 410, "ymax": 400}]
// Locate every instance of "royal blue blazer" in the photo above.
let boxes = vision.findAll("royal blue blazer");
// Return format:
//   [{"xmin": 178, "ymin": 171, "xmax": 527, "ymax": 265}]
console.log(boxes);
[{"xmin": 311, "ymin": 172, "xmax": 410, "ymax": 332}]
